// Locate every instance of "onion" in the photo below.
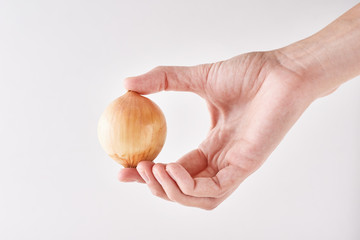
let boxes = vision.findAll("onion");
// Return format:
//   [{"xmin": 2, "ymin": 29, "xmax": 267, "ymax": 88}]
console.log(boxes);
[{"xmin": 98, "ymin": 91, "xmax": 167, "ymax": 168}]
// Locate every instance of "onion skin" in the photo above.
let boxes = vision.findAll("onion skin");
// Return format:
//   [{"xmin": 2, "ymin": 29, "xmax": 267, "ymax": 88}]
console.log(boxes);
[{"xmin": 98, "ymin": 91, "xmax": 167, "ymax": 168}]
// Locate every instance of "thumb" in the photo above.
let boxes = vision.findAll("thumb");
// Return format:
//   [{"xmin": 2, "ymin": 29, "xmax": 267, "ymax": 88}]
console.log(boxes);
[{"xmin": 123, "ymin": 64, "xmax": 211, "ymax": 95}]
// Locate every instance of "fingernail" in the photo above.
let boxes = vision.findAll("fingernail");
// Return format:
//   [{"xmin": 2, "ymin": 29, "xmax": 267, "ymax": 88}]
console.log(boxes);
[
  {"xmin": 139, "ymin": 170, "xmax": 149, "ymax": 183},
  {"xmin": 166, "ymin": 168, "xmax": 175, "ymax": 180},
  {"xmin": 153, "ymin": 168, "xmax": 163, "ymax": 184}
]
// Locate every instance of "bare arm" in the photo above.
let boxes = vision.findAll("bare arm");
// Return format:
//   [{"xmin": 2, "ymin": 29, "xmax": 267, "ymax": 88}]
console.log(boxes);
[{"xmin": 277, "ymin": 3, "xmax": 360, "ymax": 98}]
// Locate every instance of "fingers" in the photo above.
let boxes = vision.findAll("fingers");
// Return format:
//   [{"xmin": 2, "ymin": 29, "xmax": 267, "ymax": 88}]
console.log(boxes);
[
  {"xmin": 118, "ymin": 156, "xmax": 248, "ymax": 209},
  {"xmin": 118, "ymin": 147, "xmax": 250, "ymax": 209},
  {"xmin": 118, "ymin": 161, "xmax": 222, "ymax": 209},
  {"xmin": 117, "ymin": 161, "xmax": 170, "ymax": 200},
  {"xmin": 166, "ymin": 163, "xmax": 246, "ymax": 198},
  {"xmin": 118, "ymin": 168, "xmax": 145, "ymax": 183},
  {"xmin": 152, "ymin": 163, "xmax": 221, "ymax": 210},
  {"xmin": 136, "ymin": 161, "xmax": 171, "ymax": 201},
  {"xmin": 123, "ymin": 64, "xmax": 211, "ymax": 95},
  {"xmin": 119, "ymin": 161, "xmax": 238, "ymax": 210}
]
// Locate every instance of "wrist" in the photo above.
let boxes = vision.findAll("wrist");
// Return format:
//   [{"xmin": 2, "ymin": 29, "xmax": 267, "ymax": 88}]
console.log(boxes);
[{"xmin": 273, "ymin": 42, "xmax": 342, "ymax": 99}]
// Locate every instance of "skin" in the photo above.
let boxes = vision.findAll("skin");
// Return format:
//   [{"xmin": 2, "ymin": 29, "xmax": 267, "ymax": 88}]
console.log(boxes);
[{"xmin": 118, "ymin": 3, "xmax": 360, "ymax": 210}]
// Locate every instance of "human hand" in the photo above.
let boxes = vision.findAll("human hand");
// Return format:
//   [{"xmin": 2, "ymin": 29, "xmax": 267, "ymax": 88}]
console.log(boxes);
[
  {"xmin": 118, "ymin": 51, "xmax": 313, "ymax": 209},
  {"xmin": 118, "ymin": 3, "xmax": 360, "ymax": 209}
]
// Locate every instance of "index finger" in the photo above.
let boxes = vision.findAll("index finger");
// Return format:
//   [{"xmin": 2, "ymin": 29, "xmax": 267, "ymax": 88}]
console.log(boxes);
[{"xmin": 123, "ymin": 64, "xmax": 211, "ymax": 95}]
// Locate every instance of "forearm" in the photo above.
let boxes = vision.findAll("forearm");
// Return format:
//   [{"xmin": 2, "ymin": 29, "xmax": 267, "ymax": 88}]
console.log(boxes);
[{"xmin": 276, "ymin": 3, "xmax": 360, "ymax": 98}]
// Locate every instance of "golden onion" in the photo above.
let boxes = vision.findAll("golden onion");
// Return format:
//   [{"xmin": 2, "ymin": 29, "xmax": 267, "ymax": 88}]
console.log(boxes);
[{"xmin": 98, "ymin": 91, "xmax": 167, "ymax": 168}]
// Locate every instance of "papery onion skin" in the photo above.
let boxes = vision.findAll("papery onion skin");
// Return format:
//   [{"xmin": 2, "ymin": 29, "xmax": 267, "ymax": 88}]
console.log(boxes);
[{"xmin": 98, "ymin": 91, "xmax": 167, "ymax": 168}]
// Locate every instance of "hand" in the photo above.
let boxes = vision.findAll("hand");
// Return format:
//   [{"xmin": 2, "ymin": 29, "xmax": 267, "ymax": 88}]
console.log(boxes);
[
  {"xmin": 118, "ymin": 51, "xmax": 313, "ymax": 209},
  {"xmin": 118, "ymin": 3, "xmax": 360, "ymax": 210}
]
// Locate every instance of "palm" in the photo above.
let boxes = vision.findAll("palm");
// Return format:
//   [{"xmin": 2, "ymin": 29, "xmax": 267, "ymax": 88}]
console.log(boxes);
[{"xmin": 197, "ymin": 52, "xmax": 288, "ymax": 177}]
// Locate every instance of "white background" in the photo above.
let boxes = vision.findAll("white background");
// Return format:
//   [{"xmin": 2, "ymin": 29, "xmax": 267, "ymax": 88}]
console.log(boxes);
[{"xmin": 1, "ymin": 0, "xmax": 359, "ymax": 239}]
